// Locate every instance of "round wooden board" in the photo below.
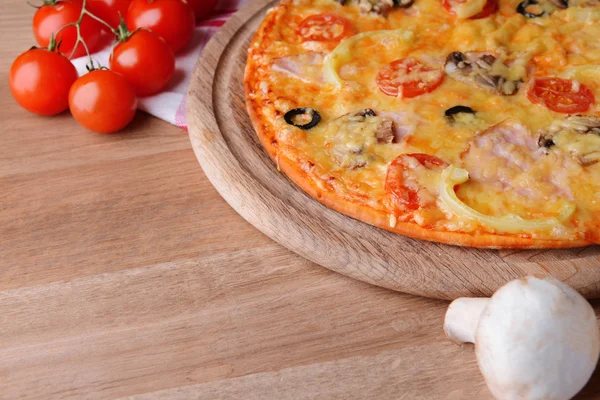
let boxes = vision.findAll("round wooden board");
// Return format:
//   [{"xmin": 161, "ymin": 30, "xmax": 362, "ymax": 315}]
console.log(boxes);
[{"xmin": 186, "ymin": 0, "xmax": 600, "ymax": 300}]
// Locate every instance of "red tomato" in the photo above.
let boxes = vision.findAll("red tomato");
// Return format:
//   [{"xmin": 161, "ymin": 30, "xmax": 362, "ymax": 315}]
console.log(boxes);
[
  {"xmin": 33, "ymin": 0, "xmax": 102, "ymax": 58},
  {"xmin": 87, "ymin": 0, "xmax": 132, "ymax": 30},
  {"xmin": 110, "ymin": 29, "xmax": 175, "ymax": 96},
  {"xmin": 377, "ymin": 58, "xmax": 444, "ymax": 98},
  {"xmin": 9, "ymin": 48, "xmax": 78, "ymax": 116},
  {"xmin": 297, "ymin": 13, "xmax": 354, "ymax": 42},
  {"xmin": 385, "ymin": 154, "xmax": 448, "ymax": 211},
  {"xmin": 126, "ymin": 0, "xmax": 195, "ymax": 53},
  {"xmin": 69, "ymin": 70, "xmax": 137, "ymax": 133},
  {"xmin": 527, "ymin": 78, "xmax": 595, "ymax": 114},
  {"xmin": 187, "ymin": 0, "xmax": 218, "ymax": 20},
  {"xmin": 442, "ymin": 0, "xmax": 498, "ymax": 19}
]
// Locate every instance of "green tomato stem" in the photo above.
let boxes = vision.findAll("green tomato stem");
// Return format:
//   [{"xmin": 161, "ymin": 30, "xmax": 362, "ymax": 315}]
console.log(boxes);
[
  {"xmin": 51, "ymin": 0, "xmax": 114, "ymax": 69},
  {"xmin": 84, "ymin": 8, "xmax": 118, "ymax": 33}
]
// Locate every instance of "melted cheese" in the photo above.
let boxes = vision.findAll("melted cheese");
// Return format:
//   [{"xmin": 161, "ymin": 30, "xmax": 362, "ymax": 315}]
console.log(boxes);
[
  {"xmin": 553, "ymin": 130, "xmax": 600, "ymax": 164},
  {"xmin": 561, "ymin": 64, "xmax": 600, "ymax": 86}
]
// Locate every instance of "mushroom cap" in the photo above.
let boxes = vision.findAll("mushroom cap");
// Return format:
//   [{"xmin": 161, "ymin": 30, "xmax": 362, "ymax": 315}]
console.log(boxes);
[{"xmin": 475, "ymin": 276, "xmax": 600, "ymax": 400}]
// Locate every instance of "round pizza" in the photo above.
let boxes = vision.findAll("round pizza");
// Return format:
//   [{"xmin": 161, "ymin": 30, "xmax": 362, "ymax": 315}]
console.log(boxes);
[{"xmin": 244, "ymin": 0, "xmax": 600, "ymax": 248}]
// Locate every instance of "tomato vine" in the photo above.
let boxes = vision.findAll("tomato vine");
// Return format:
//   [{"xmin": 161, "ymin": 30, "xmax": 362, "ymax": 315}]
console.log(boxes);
[{"xmin": 54, "ymin": 0, "xmax": 112, "ymax": 62}]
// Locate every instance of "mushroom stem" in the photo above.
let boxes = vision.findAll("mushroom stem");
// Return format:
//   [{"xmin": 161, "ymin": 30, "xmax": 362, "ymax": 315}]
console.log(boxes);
[{"xmin": 444, "ymin": 297, "xmax": 489, "ymax": 344}]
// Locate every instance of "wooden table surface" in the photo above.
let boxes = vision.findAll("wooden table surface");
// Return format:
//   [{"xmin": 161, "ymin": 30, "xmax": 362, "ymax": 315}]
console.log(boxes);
[{"xmin": 2, "ymin": 1, "xmax": 600, "ymax": 399}]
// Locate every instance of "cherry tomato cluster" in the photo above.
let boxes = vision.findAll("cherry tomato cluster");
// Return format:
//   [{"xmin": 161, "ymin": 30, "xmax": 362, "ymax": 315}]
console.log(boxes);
[{"xmin": 9, "ymin": 0, "xmax": 218, "ymax": 133}]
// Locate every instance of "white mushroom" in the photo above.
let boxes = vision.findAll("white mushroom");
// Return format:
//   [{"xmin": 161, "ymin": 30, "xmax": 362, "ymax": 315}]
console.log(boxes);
[{"xmin": 444, "ymin": 276, "xmax": 600, "ymax": 400}]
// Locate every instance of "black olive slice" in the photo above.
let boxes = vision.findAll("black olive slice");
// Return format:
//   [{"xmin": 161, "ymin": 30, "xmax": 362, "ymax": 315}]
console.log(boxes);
[
  {"xmin": 445, "ymin": 106, "xmax": 476, "ymax": 122},
  {"xmin": 394, "ymin": 0, "xmax": 415, "ymax": 8},
  {"xmin": 517, "ymin": 0, "xmax": 545, "ymax": 18},
  {"xmin": 284, "ymin": 108, "xmax": 322, "ymax": 130},
  {"xmin": 549, "ymin": 0, "xmax": 568, "ymax": 8}
]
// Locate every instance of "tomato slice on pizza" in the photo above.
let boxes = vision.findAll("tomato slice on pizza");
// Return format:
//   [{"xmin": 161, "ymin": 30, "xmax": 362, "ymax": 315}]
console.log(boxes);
[
  {"xmin": 527, "ymin": 78, "xmax": 595, "ymax": 114},
  {"xmin": 385, "ymin": 154, "xmax": 449, "ymax": 211},
  {"xmin": 297, "ymin": 13, "xmax": 354, "ymax": 43},
  {"xmin": 376, "ymin": 58, "xmax": 444, "ymax": 98}
]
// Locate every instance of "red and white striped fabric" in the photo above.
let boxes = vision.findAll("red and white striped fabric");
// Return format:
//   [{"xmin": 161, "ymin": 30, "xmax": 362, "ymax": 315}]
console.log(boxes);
[{"xmin": 73, "ymin": 0, "xmax": 249, "ymax": 129}]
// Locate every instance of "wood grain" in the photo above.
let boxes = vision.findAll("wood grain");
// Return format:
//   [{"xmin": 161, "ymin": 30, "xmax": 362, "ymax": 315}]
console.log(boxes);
[
  {"xmin": 2, "ymin": 0, "xmax": 600, "ymax": 399},
  {"xmin": 186, "ymin": 0, "xmax": 600, "ymax": 300}
]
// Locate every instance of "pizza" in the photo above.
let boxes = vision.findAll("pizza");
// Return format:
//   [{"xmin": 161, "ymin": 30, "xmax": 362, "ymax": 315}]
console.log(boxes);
[{"xmin": 244, "ymin": 0, "xmax": 600, "ymax": 248}]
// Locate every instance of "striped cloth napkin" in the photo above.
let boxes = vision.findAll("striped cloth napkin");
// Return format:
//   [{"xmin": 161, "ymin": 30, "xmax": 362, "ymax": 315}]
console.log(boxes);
[{"xmin": 72, "ymin": 0, "xmax": 249, "ymax": 129}]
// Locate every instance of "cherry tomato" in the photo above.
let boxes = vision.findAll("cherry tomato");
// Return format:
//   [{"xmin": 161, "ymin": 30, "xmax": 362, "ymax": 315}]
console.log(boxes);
[
  {"xmin": 69, "ymin": 70, "xmax": 137, "ymax": 133},
  {"xmin": 33, "ymin": 0, "xmax": 102, "ymax": 58},
  {"xmin": 442, "ymin": 0, "xmax": 498, "ymax": 19},
  {"xmin": 527, "ymin": 78, "xmax": 595, "ymax": 114},
  {"xmin": 187, "ymin": 0, "xmax": 218, "ymax": 21},
  {"xmin": 297, "ymin": 13, "xmax": 354, "ymax": 42},
  {"xmin": 377, "ymin": 58, "xmax": 444, "ymax": 98},
  {"xmin": 126, "ymin": 0, "xmax": 195, "ymax": 53},
  {"xmin": 110, "ymin": 29, "xmax": 175, "ymax": 96},
  {"xmin": 87, "ymin": 0, "xmax": 132, "ymax": 30},
  {"xmin": 9, "ymin": 48, "xmax": 78, "ymax": 116},
  {"xmin": 385, "ymin": 154, "xmax": 448, "ymax": 211}
]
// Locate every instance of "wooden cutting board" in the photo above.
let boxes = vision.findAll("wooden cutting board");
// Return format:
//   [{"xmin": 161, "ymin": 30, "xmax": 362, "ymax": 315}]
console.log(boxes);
[{"xmin": 186, "ymin": 0, "xmax": 600, "ymax": 300}]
